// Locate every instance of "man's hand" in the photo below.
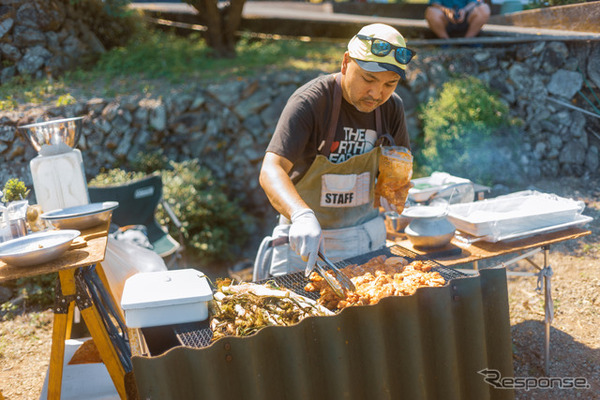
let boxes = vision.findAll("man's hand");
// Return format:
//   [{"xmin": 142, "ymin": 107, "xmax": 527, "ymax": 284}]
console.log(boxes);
[
  {"xmin": 289, "ymin": 208, "xmax": 323, "ymax": 276},
  {"xmin": 441, "ymin": 6, "xmax": 457, "ymax": 23},
  {"xmin": 454, "ymin": 8, "xmax": 466, "ymax": 23}
]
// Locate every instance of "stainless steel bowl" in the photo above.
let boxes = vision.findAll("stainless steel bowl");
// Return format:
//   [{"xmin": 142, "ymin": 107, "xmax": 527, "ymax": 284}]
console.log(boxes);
[
  {"xmin": 18, "ymin": 116, "xmax": 84, "ymax": 156},
  {"xmin": 0, "ymin": 230, "xmax": 80, "ymax": 267},
  {"xmin": 41, "ymin": 202, "xmax": 119, "ymax": 230}
]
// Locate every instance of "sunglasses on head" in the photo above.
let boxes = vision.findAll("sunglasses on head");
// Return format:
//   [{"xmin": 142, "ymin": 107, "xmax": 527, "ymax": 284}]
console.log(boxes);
[{"xmin": 356, "ymin": 34, "xmax": 416, "ymax": 65}]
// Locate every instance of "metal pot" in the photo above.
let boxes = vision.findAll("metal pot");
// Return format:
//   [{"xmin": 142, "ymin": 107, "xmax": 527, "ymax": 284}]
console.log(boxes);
[{"xmin": 403, "ymin": 206, "xmax": 456, "ymax": 249}]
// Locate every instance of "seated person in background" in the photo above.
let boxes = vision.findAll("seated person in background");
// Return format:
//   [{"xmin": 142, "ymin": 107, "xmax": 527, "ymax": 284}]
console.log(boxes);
[{"xmin": 425, "ymin": 0, "xmax": 491, "ymax": 39}]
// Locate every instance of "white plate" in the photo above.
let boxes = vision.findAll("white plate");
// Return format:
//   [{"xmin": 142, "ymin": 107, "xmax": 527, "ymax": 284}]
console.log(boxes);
[
  {"xmin": 0, "ymin": 230, "xmax": 81, "ymax": 267},
  {"xmin": 41, "ymin": 201, "xmax": 118, "ymax": 230}
]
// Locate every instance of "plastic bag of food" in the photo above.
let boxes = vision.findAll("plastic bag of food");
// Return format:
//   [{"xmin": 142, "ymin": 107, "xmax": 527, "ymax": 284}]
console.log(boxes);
[{"xmin": 375, "ymin": 146, "xmax": 413, "ymax": 212}]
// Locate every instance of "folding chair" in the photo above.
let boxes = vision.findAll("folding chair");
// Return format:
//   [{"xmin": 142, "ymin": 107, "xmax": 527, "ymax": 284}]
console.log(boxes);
[{"xmin": 88, "ymin": 174, "xmax": 185, "ymax": 268}]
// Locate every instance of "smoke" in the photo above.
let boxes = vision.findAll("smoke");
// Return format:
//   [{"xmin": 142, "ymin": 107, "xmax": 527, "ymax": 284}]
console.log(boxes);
[{"xmin": 419, "ymin": 125, "xmax": 524, "ymax": 186}]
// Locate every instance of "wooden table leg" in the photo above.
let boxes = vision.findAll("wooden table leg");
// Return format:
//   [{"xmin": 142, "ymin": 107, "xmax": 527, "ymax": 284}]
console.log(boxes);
[
  {"xmin": 79, "ymin": 303, "xmax": 127, "ymax": 399},
  {"xmin": 47, "ymin": 267, "xmax": 128, "ymax": 399},
  {"xmin": 47, "ymin": 269, "xmax": 77, "ymax": 399},
  {"xmin": 47, "ymin": 311, "xmax": 69, "ymax": 399},
  {"xmin": 65, "ymin": 302, "xmax": 75, "ymax": 340}
]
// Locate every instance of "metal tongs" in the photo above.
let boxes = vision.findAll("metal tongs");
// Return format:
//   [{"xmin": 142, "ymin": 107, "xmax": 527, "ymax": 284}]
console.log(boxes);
[
  {"xmin": 315, "ymin": 250, "xmax": 356, "ymax": 298},
  {"xmin": 271, "ymin": 235, "xmax": 356, "ymax": 298}
]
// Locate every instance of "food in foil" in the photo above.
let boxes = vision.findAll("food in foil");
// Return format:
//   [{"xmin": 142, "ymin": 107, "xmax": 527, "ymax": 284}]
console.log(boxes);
[
  {"xmin": 305, "ymin": 255, "xmax": 446, "ymax": 310},
  {"xmin": 375, "ymin": 146, "xmax": 413, "ymax": 213},
  {"xmin": 209, "ymin": 279, "xmax": 333, "ymax": 341}
]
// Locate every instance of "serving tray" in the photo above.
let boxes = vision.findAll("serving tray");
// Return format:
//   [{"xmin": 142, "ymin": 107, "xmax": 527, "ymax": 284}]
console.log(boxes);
[{"xmin": 447, "ymin": 190, "xmax": 585, "ymax": 240}]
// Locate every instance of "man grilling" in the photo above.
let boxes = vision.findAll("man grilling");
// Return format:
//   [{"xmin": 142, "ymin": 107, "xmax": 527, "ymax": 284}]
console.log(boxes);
[{"xmin": 254, "ymin": 23, "xmax": 414, "ymax": 279}]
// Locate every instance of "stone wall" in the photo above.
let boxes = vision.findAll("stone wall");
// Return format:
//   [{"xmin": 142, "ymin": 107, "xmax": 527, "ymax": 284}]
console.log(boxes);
[
  {"xmin": 1, "ymin": 70, "xmax": 318, "ymax": 220},
  {"xmin": 405, "ymin": 41, "xmax": 600, "ymax": 180},
  {"xmin": 0, "ymin": 0, "xmax": 109, "ymax": 84},
  {"xmin": 1, "ymin": 42, "xmax": 599, "ymax": 232}
]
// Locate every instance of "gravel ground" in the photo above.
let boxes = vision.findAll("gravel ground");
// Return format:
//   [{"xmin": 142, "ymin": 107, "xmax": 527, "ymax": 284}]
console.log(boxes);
[
  {"xmin": 0, "ymin": 176, "xmax": 598, "ymax": 400},
  {"xmin": 0, "ymin": 311, "xmax": 53, "ymax": 400}
]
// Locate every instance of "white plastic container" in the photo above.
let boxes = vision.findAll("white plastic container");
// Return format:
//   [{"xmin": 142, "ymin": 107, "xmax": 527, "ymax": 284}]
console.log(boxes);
[{"xmin": 121, "ymin": 269, "xmax": 213, "ymax": 328}]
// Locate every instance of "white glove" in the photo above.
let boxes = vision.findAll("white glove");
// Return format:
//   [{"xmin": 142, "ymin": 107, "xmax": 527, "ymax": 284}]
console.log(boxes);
[{"xmin": 289, "ymin": 208, "xmax": 323, "ymax": 276}]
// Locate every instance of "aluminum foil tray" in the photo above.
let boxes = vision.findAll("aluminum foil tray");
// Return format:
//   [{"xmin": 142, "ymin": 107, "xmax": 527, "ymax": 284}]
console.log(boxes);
[{"xmin": 447, "ymin": 190, "xmax": 585, "ymax": 239}]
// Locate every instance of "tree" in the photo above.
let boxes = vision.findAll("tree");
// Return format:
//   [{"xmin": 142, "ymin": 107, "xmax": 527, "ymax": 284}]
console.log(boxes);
[
  {"xmin": 183, "ymin": 0, "xmax": 247, "ymax": 58},
  {"xmin": 94, "ymin": 0, "xmax": 246, "ymax": 57}
]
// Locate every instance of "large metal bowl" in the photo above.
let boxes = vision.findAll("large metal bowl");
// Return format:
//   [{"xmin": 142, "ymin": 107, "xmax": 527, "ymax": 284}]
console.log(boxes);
[
  {"xmin": 18, "ymin": 116, "xmax": 84, "ymax": 156},
  {"xmin": 41, "ymin": 202, "xmax": 119, "ymax": 230},
  {"xmin": 0, "ymin": 230, "xmax": 81, "ymax": 267}
]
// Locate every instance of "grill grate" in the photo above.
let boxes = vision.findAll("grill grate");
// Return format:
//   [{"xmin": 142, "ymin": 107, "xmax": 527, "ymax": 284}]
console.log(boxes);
[
  {"xmin": 175, "ymin": 245, "xmax": 468, "ymax": 349},
  {"xmin": 175, "ymin": 320, "xmax": 213, "ymax": 348}
]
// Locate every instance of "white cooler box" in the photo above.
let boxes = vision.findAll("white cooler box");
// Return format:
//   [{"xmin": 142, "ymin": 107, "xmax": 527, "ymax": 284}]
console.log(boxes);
[{"xmin": 121, "ymin": 269, "xmax": 213, "ymax": 328}]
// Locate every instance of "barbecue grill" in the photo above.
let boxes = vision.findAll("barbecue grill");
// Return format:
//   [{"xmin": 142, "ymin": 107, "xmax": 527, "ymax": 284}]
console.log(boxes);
[
  {"xmin": 173, "ymin": 245, "xmax": 468, "ymax": 349},
  {"xmin": 132, "ymin": 246, "xmax": 515, "ymax": 400}
]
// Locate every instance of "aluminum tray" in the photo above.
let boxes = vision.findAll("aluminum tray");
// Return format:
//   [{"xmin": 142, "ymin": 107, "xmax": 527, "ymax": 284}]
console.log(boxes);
[
  {"xmin": 455, "ymin": 214, "xmax": 593, "ymax": 244},
  {"xmin": 0, "ymin": 230, "xmax": 80, "ymax": 267},
  {"xmin": 447, "ymin": 190, "xmax": 585, "ymax": 238}
]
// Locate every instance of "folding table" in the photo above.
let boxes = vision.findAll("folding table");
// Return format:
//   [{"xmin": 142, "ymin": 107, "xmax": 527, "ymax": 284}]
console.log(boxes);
[
  {"xmin": 0, "ymin": 222, "xmax": 132, "ymax": 400},
  {"xmin": 389, "ymin": 226, "xmax": 592, "ymax": 375}
]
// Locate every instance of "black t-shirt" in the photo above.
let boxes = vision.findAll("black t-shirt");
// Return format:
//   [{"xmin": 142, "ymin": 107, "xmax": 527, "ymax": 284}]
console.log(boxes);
[{"xmin": 266, "ymin": 74, "xmax": 410, "ymax": 183}]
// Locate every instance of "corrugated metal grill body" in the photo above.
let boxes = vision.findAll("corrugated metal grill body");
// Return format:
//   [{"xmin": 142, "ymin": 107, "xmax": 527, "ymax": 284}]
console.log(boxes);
[{"xmin": 131, "ymin": 247, "xmax": 515, "ymax": 400}]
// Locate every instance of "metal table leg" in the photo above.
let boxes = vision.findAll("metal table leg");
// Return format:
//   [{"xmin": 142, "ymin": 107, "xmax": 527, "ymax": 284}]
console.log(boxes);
[
  {"xmin": 496, "ymin": 245, "xmax": 554, "ymax": 375},
  {"xmin": 540, "ymin": 246, "xmax": 553, "ymax": 376}
]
